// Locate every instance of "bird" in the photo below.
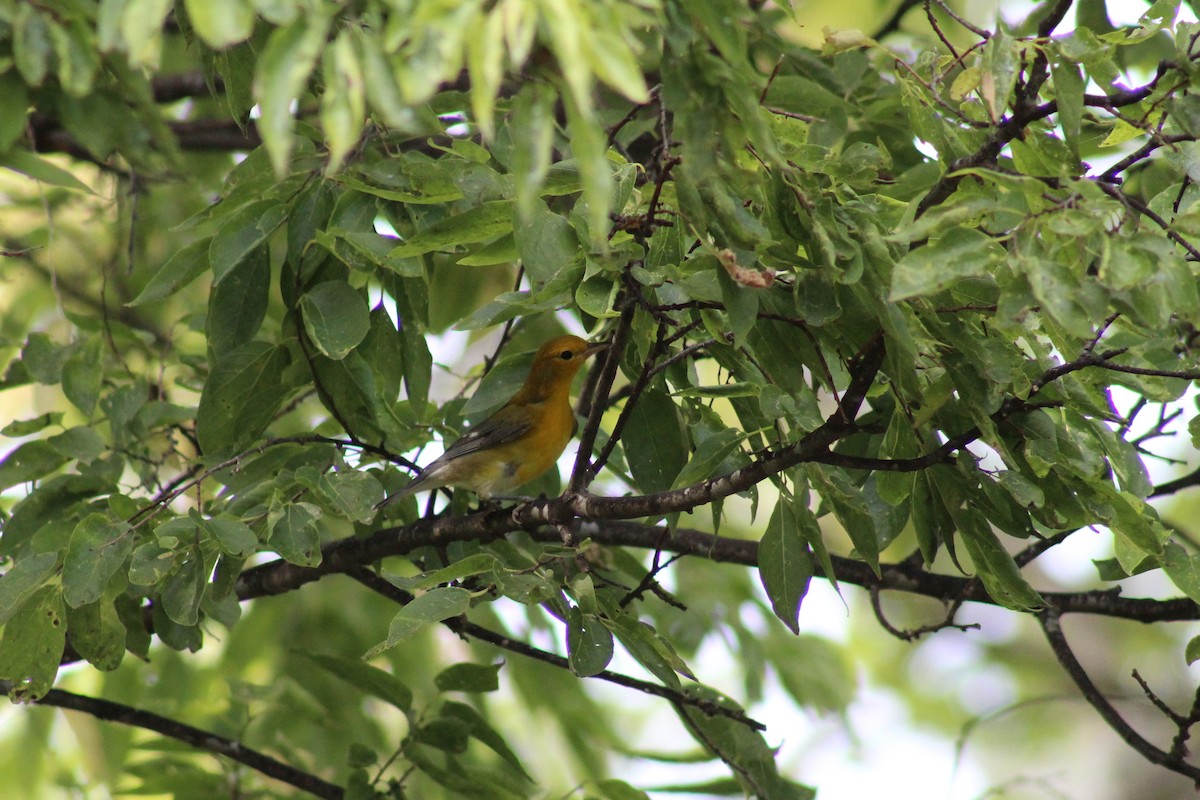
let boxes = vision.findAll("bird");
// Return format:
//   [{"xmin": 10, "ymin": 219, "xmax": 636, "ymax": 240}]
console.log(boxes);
[{"xmin": 377, "ymin": 334, "xmax": 607, "ymax": 507}]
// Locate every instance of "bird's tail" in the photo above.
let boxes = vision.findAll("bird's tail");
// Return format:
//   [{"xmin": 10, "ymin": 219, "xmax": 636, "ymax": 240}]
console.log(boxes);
[{"xmin": 374, "ymin": 472, "xmax": 428, "ymax": 510}]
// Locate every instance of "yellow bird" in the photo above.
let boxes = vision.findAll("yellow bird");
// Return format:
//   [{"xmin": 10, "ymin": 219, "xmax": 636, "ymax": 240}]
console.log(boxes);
[{"xmin": 378, "ymin": 334, "xmax": 607, "ymax": 505}]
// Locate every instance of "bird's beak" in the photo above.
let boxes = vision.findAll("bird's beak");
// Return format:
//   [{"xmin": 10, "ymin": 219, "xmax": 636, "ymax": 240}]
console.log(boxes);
[{"xmin": 583, "ymin": 341, "xmax": 609, "ymax": 359}]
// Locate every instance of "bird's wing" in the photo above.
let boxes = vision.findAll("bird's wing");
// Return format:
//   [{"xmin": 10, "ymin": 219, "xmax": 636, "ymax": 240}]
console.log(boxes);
[
  {"xmin": 376, "ymin": 406, "xmax": 535, "ymax": 507},
  {"xmin": 436, "ymin": 403, "xmax": 535, "ymax": 461}
]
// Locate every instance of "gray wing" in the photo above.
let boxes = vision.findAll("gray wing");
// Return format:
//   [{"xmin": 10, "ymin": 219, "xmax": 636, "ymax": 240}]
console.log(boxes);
[
  {"xmin": 435, "ymin": 403, "xmax": 536, "ymax": 461},
  {"xmin": 376, "ymin": 404, "xmax": 538, "ymax": 508}
]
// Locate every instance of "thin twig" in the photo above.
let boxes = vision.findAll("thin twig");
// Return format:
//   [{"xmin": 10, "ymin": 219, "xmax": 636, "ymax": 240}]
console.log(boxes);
[
  {"xmin": 345, "ymin": 568, "xmax": 764, "ymax": 730},
  {"xmin": 25, "ymin": 685, "xmax": 343, "ymax": 799},
  {"xmin": 1038, "ymin": 609, "xmax": 1200, "ymax": 782}
]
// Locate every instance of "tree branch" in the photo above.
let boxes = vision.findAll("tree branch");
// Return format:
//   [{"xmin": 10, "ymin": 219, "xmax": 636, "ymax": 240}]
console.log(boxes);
[
  {"xmin": 345, "ymin": 568, "xmax": 766, "ymax": 731},
  {"xmin": 21, "ymin": 684, "xmax": 343, "ymax": 799},
  {"xmin": 1038, "ymin": 609, "xmax": 1200, "ymax": 783},
  {"xmin": 225, "ymin": 511, "xmax": 1200, "ymax": 632}
]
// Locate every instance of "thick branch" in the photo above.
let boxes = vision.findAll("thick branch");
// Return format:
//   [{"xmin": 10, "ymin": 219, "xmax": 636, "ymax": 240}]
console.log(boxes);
[
  {"xmin": 30, "ymin": 114, "xmax": 261, "ymax": 155},
  {"xmin": 232, "ymin": 514, "xmax": 1200, "ymax": 625}
]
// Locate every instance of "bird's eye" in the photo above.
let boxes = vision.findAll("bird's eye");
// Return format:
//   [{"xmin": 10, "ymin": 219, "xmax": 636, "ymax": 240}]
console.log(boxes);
[{"xmin": 559, "ymin": 350, "xmax": 574, "ymax": 360}]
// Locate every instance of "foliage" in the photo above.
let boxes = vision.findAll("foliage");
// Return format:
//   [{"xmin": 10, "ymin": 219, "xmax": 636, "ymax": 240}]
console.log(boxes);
[{"xmin": 3, "ymin": 0, "xmax": 1200, "ymax": 797}]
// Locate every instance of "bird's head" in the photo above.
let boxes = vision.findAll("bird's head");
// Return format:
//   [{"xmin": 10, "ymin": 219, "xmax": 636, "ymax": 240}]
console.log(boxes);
[{"xmin": 519, "ymin": 334, "xmax": 608, "ymax": 399}]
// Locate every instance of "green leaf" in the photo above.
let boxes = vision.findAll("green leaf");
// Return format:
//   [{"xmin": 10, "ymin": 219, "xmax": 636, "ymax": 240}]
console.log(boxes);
[
  {"xmin": 440, "ymin": 701, "xmax": 533, "ymax": 780},
  {"xmin": 316, "ymin": 469, "xmax": 384, "ymax": 523},
  {"xmin": 562, "ymin": 90, "xmax": 613, "ymax": 245},
  {"xmin": 673, "ymin": 685, "xmax": 814, "ymax": 800},
  {"xmin": 194, "ymin": 513, "xmax": 258, "ymax": 557},
  {"xmin": 956, "ymin": 509, "xmax": 1043, "ymax": 611},
  {"xmin": 980, "ymin": 28, "xmax": 1018, "ymax": 121},
  {"xmin": 183, "ymin": 0, "xmax": 253, "ymax": 49},
  {"xmin": 62, "ymin": 514, "xmax": 134, "ymax": 609},
  {"xmin": 0, "ymin": 552, "xmax": 59, "ymax": 626},
  {"xmin": 1109, "ymin": 490, "xmax": 1165, "ymax": 558},
  {"xmin": 321, "ymin": 30, "xmax": 367, "ymax": 175},
  {"xmin": 0, "ymin": 586, "xmax": 66, "ymax": 701},
  {"xmin": 267, "ymin": 502, "xmax": 322, "ymax": 567},
  {"xmin": 307, "ymin": 653, "xmax": 413, "ymax": 710},
  {"xmin": 62, "ymin": 337, "xmax": 103, "ymax": 416},
  {"xmin": 413, "ymin": 716, "xmax": 470, "ymax": 753},
  {"xmin": 65, "ymin": 595, "xmax": 126, "ymax": 671},
  {"xmin": 890, "ymin": 228, "xmax": 1006, "ymax": 301},
  {"xmin": 461, "ymin": 349, "xmax": 535, "ymax": 417},
  {"xmin": 356, "ymin": 32, "xmax": 414, "ymax": 131},
  {"xmin": 457, "ymin": 234, "xmax": 519, "ymax": 266},
  {"xmin": 672, "ymin": 428, "xmax": 747, "ymax": 490},
  {"xmin": 129, "ymin": 238, "xmax": 212, "ymax": 306},
  {"xmin": 466, "ymin": 9, "xmax": 504, "ymax": 140},
  {"xmin": 13, "ymin": 4, "xmax": 51, "ymax": 86},
  {"xmin": 207, "ymin": 244, "xmax": 270, "ymax": 357},
  {"xmin": 49, "ymin": 18, "xmax": 99, "ymax": 98},
  {"xmin": 115, "ymin": 0, "xmax": 174, "ymax": 69},
  {"xmin": 19, "ymin": 332, "xmax": 68, "ymax": 385},
  {"xmin": 567, "ymin": 609, "xmax": 615, "ymax": 677},
  {"xmin": 575, "ymin": 275, "xmax": 620, "ymax": 318},
  {"xmin": 765, "ymin": 633, "xmax": 854, "ymax": 713},
  {"xmin": 300, "ymin": 281, "xmax": 371, "ymax": 360},
  {"xmin": 1186, "ymin": 635, "xmax": 1200, "ymax": 666},
  {"xmin": 1, "ymin": 412, "xmax": 62, "ymax": 437},
  {"xmin": 253, "ymin": 11, "xmax": 332, "ymax": 175},
  {"xmin": 196, "ymin": 343, "xmax": 294, "ymax": 455},
  {"xmin": 0, "ymin": 441, "xmax": 69, "ymax": 492},
  {"xmin": 788, "ymin": 490, "xmax": 838, "ymax": 594},
  {"xmin": 1164, "ymin": 543, "xmax": 1200, "ymax": 604},
  {"xmin": 129, "ymin": 540, "xmax": 178, "ymax": 586},
  {"xmin": 47, "ymin": 426, "xmax": 106, "ymax": 464},
  {"xmin": 593, "ymin": 779, "xmax": 652, "ymax": 800},
  {"xmin": 758, "ymin": 501, "xmax": 813, "ymax": 634},
  {"xmin": 604, "ymin": 614, "xmax": 693, "ymax": 688},
  {"xmin": 161, "ymin": 549, "xmax": 207, "ymax": 625},
  {"xmin": 717, "ymin": 259, "xmax": 759, "ymax": 346},
  {"xmin": 585, "ymin": 24, "xmax": 650, "ymax": 104},
  {"xmin": 624, "ymin": 389, "xmax": 688, "ymax": 494},
  {"xmin": 1050, "ymin": 55, "xmax": 1084, "ymax": 157},
  {"xmin": 510, "ymin": 83, "xmax": 556, "ymax": 219},
  {"xmin": 673, "ymin": 384, "xmax": 762, "ymax": 399},
  {"xmin": 514, "ymin": 201, "xmax": 579, "ymax": 285},
  {"xmin": 384, "ymin": 553, "xmax": 499, "ymax": 593},
  {"xmin": 316, "ymin": 229, "xmax": 408, "ymax": 274},
  {"xmin": 0, "ymin": 73, "xmax": 29, "ymax": 152},
  {"xmin": 364, "ymin": 587, "xmax": 471, "ymax": 658},
  {"xmin": 387, "ymin": 200, "xmax": 516, "ymax": 258},
  {"xmin": 1, "ymin": 150, "xmax": 94, "ymax": 194},
  {"xmin": 209, "ymin": 200, "xmax": 286, "ymax": 285},
  {"xmin": 435, "ymin": 662, "xmax": 502, "ymax": 693}
]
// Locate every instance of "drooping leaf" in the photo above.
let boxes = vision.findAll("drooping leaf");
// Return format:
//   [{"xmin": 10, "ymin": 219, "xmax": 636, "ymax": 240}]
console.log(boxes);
[
  {"xmin": 307, "ymin": 653, "xmax": 414, "ymax": 710},
  {"xmin": 364, "ymin": 587, "xmax": 471, "ymax": 658},
  {"xmin": 183, "ymin": 0, "xmax": 254, "ymax": 49},
  {"xmin": 196, "ymin": 343, "xmax": 295, "ymax": 455},
  {"xmin": 129, "ymin": 238, "xmax": 212, "ymax": 306},
  {"xmin": 758, "ymin": 501, "xmax": 813, "ymax": 634},
  {"xmin": 253, "ymin": 10, "xmax": 332, "ymax": 174},
  {"xmin": 0, "ymin": 586, "xmax": 66, "ymax": 701},
  {"xmin": 568, "ymin": 608, "xmax": 615, "ymax": 677},
  {"xmin": 623, "ymin": 388, "xmax": 688, "ymax": 494}
]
